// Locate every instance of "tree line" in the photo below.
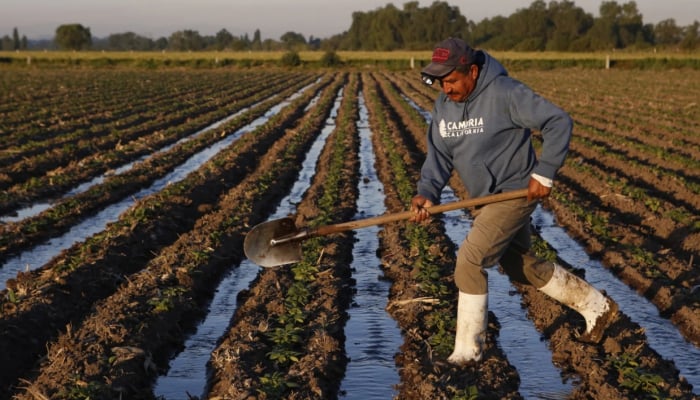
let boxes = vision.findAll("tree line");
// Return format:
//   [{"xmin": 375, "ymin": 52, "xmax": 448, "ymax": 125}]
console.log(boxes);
[{"xmin": 2, "ymin": 0, "xmax": 698, "ymax": 52}]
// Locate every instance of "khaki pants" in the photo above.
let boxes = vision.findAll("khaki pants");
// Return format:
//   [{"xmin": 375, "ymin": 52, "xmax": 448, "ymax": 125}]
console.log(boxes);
[{"xmin": 454, "ymin": 197, "xmax": 554, "ymax": 295}]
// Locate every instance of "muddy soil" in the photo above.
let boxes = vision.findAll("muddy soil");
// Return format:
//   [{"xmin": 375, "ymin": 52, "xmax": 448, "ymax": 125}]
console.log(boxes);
[{"xmin": 0, "ymin": 67, "xmax": 698, "ymax": 399}]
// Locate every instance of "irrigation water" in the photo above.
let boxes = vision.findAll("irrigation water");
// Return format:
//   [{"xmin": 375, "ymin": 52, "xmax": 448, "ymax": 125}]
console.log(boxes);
[
  {"xmin": 154, "ymin": 88, "xmax": 346, "ymax": 398},
  {"xmin": 0, "ymin": 98, "xmax": 263, "ymax": 224},
  {"xmin": 0, "ymin": 87, "xmax": 311, "ymax": 288},
  {"xmin": 338, "ymin": 93, "xmax": 402, "ymax": 398}
]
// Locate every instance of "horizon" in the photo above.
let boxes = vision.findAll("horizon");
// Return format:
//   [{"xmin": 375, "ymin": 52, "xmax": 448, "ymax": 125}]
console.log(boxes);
[{"xmin": 3, "ymin": 0, "xmax": 698, "ymax": 41}]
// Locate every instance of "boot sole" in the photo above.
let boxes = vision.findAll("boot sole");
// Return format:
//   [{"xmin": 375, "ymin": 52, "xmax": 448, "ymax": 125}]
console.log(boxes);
[{"xmin": 580, "ymin": 299, "xmax": 619, "ymax": 344}]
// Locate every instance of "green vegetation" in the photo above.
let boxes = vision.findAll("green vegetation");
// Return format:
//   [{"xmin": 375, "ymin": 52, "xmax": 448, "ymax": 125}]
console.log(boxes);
[
  {"xmin": 253, "ymin": 74, "xmax": 357, "ymax": 398},
  {"xmin": 3, "ymin": 1, "xmax": 699, "ymax": 54},
  {"xmin": 54, "ymin": 24, "xmax": 92, "ymax": 51},
  {"xmin": 280, "ymin": 50, "xmax": 301, "ymax": 67},
  {"xmin": 608, "ymin": 352, "xmax": 669, "ymax": 399},
  {"xmin": 362, "ymin": 73, "xmax": 455, "ymax": 359}
]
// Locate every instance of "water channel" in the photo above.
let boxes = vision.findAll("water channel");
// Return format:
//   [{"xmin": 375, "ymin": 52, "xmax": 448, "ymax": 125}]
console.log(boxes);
[
  {"xmin": 0, "ymin": 87, "xmax": 310, "ymax": 287},
  {"xmin": 154, "ymin": 88, "xmax": 345, "ymax": 398},
  {"xmin": 0, "ymin": 97, "xmax": 263, "ymax": 224},
  {"xmin": 532, "ymin": 207, "xmax": 700, "ymax": 393},
  {"xmin": 338, "ymin": 93, "xmax": 402, "ymax": 399},
  {"xmin": 2, "ymin": 80, "xmax": 696, "ymax": 398}
]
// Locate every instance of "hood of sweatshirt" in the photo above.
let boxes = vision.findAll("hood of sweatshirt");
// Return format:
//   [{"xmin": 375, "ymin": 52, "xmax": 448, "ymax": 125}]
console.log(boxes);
[{"xmin": 417, "ymin": 50, "xmax": 572, "ymax": 201}]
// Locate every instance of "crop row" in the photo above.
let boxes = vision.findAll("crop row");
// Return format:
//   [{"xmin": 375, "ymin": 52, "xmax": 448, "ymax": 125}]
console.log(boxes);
[
  {"xmin": 208, "ymin": 72, "xmax": 358, "ymax": 399},
  {"xmin": 0, "ymin": 72, "xmax": 337, "ymax": 397},
  {"xmin": 0, "ymin": 71, "xmax": 313, "ymax": 200},
  {"xmin": 0, "ymin": 66, "xmax": 697, "ymax": 398},
  {"xmin": 0, "ymin": 73, "xmax": 319, "ymax": 262},
  {"xmin": 389, "ymin": 68, "xmax": 700, "ymax": 349},
  {"xmin": 0, "ymin": 69, "xmax": 265, "ymax": 143},
  {"xmin": 375, "ymin": 70, "xmax": 696, "ymax": 398},
  {"xmin": 15, "ymin": 74, "xmax": 348, "ymax": 399}
]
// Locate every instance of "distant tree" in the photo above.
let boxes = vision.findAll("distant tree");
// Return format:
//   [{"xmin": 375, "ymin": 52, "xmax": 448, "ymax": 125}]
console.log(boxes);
[
  {"xmin": 1, "ymin": 35, "xmax": 12, "ymax": 50},
  {"xmin": 617, "ymin": 1, "xmax": 645, "ymax": 48},
  {"xmin": 21, "ymin": 35, "xmax": 28, "ymax": 50},
  {"xmin": 55, "ymin": 23, "xmax": 92, "ymax": 50},
  {"xmin": 680, "ymin": 21, "xmax": 699, "ymax": 51},
  {"xmin": 319, "ymin": 50, "xmax": 342, "ymax": 67},
  {"xmin": 228, "ymin": 36, "xmax": 249, "ymax": 51},
  {"xmin": 259, "ymin": 38, "xmax": 277, "ymax": 51},
  {"xmin": 368, "ymin": 3, "xmax": 403, "ymax": 50},
  {"xmin": 585, "ymin": 1, "xmax": 621, "ymax": 50},
  {"xmin": 155, "ymin": 37, "xmax": 168, "ymax": 50},
  {"xmin": 214, "ymin": 29, "xmax": 234, "ymax": 50},
  {"xmin": 342, "ymin": 11, "xmax": 370, "ymax": 50},
  {"xmin": 107, "ymin": 32, "xmax": 155, "ymax": 51},
  {"xmin": 280, "ymin": 31, "xmax": 306, "ymax": 50},
  {"xmin": 280, "ymin": 50, "xmax": 301, "ymax": 66},
  {"xmin": 654, "ymin": 19, "xmax": 683, "ymax": 47},
  {"xmin": 342, "ymin": 1, "xmax": 468, "ymax": 51},
  {"xmin": 12, "ymin": 27, "xmax": 20, "ymax": 50},
  {"xmin": 252, "ymin": 29, "xmax": 262, "ymax": 50},
  {"xmin": 582, "ymin": 1, "xmax": 651, "ymax": 50},
  {"xmin": 320, "ymin": 33, "xmax": 343, "ymax": 51},
  {"xmin": 504, "ymin": 0, "xmax": 549, "ymax": 51},
  {"xmin": 168, "ymin": 30, "xmax": 204, "ymax": 51},
  {"xmin": 546, "ymin": 0, "xmax": 594, "ymax": 51},
  {"xmin": 471, "ymin": 16, "xmax": 508, "ymax": 48},
  {"xmin": 308, "ymin": 35, "xmax": 321, "ymax": 50}
]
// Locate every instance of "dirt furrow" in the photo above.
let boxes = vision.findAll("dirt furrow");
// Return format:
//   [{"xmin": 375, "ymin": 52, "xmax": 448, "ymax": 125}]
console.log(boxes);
[
  {"xmin": 382, "ymin": 70, "xmax": 698, "ymax": 398},
  {"xmin": 0, "ymin": 72, "xmax": 313, "ymax": 212},
  {"xmin": 207, "ymin": 73, "xmax": 358, "ymax": 399},
  {"xmin": 0, "ymin": 74, "xmax": 319, "ymax": 263},
  {"xmin": 0, "ymin": 74, "xmax": 335, "ymax": 397},
  {"xmin": 12, "ymin": 73, "xmax": 350, "ymax": 400}
]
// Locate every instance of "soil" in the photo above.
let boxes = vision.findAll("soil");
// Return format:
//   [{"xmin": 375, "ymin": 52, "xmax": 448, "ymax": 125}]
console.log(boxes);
[{"xmin": 0, "ymin": 66, "xmax": 698, "ymax": 399}]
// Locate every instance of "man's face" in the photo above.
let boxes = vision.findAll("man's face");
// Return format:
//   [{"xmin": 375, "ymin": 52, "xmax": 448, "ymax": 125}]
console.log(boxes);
[{"xmin": 439, "ymin": 65, "xmax": 478, "ymax": 102}]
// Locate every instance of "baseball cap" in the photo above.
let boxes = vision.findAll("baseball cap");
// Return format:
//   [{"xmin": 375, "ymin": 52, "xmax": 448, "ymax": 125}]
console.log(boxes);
[{"xmin": 421, "ymin": 37, "xmax": 476, "ymax": 79}]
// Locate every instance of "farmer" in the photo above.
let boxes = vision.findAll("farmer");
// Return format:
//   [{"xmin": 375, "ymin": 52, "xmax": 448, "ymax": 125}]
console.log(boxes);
[{"xmin": 410, "ymin": 37, "xmax": 618, "ymax": 365}]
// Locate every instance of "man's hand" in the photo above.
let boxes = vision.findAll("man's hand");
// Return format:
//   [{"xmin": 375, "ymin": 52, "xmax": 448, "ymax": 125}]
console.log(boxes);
[
  {"xmin": 527, "ymin": 177, "xmax": 551, "ymax": 202},
  {"xmin": 410, "ymin": 194, "xmax": 434, "ymax": 223}
]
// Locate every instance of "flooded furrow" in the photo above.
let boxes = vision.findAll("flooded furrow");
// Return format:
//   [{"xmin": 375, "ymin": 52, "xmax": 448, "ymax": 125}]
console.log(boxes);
[
  {"xmin": 0, "ymin": 88, "xmax": 310, "ymax": 288},
  {"xmin": 153, "ymin": 88, "xmax": 345, "ymax": 398},
  {"xmin": 0, "ymin": 101, "xmax": 258, "ymax": 223},
  {"xmin": 532, "ymin": 206, "xmax": 700, "ymax": 394},
  {"xmin": 339, "ymin": 92, "xmax": 402, "ymax": 399}
]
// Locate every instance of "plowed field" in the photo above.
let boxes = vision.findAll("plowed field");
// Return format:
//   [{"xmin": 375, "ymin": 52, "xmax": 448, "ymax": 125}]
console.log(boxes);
[{"xmin": 0, "ymin": 65, "xmax": 698, "ymax": 399}]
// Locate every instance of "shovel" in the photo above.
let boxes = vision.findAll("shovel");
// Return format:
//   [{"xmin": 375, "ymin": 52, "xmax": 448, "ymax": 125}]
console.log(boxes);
[{"xmin": 244, "ymin": 189, "xmax": 528, "ymax": 267}]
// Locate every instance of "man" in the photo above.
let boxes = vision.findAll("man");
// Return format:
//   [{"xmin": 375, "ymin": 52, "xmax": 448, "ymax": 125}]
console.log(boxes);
[{"xmin": 410, "ymin": 37, "xmax": 618, "ymax": 365}]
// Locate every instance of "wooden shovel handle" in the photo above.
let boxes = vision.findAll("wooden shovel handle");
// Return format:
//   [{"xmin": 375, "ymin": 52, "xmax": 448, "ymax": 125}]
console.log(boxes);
[{"xmin": 313, "ymin": 189, "xmax": 529, "ymax": 237}]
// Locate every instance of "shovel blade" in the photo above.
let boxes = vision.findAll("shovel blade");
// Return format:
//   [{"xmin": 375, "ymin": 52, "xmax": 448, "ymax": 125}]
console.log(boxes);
[{"xmin": 244, "ymin": 217, "xmax": 302, "ymax": 267}]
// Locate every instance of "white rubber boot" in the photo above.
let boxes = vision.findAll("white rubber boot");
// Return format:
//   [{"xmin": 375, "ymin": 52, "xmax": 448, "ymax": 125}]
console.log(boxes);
[
  {"xmin": 447, "ymin": 291, "xmax": 487, "ymax": 365},
  {"xmin": 538, "ymin": 263, "xmax": 618, "ymax": 343}
]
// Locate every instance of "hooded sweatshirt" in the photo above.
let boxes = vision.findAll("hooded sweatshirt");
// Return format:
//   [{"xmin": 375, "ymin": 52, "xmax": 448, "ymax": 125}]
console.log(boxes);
[{"xmin": 417, "ymin": 51, "xmax": 572, "ymax": 203}]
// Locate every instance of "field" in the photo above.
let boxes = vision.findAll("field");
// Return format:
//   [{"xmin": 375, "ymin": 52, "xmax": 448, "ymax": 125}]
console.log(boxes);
[
  {"xmin": 0, "ymin": 61, "xmax": 699, "ymax": 399},
  {"xmin": 2, "ymin": 49, "xmax": 699, "ymax": 70}
]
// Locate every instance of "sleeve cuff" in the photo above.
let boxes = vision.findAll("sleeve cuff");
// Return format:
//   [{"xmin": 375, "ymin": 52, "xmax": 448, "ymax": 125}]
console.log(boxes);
[{"xmin": 531, "ymin": 173, "xmax": 553, "ymax": 188}]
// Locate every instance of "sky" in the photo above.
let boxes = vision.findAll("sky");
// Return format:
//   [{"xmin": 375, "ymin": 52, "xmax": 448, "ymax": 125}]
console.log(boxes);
[{"xmin": 2, "ymin": 0, "xmax": 698, "ymax": 41}]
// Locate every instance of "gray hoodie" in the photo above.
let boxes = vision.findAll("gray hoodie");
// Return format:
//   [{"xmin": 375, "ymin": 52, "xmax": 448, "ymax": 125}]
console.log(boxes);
[{"xmin": 417, "ymin": 51, "xmax": 572, "ymax": 203}]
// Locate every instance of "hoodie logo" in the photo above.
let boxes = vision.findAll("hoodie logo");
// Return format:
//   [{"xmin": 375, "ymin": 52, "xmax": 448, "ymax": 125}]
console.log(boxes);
[{"xmin": 439, "ymin": 117, "xmax": 484, "ymax": 138}]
